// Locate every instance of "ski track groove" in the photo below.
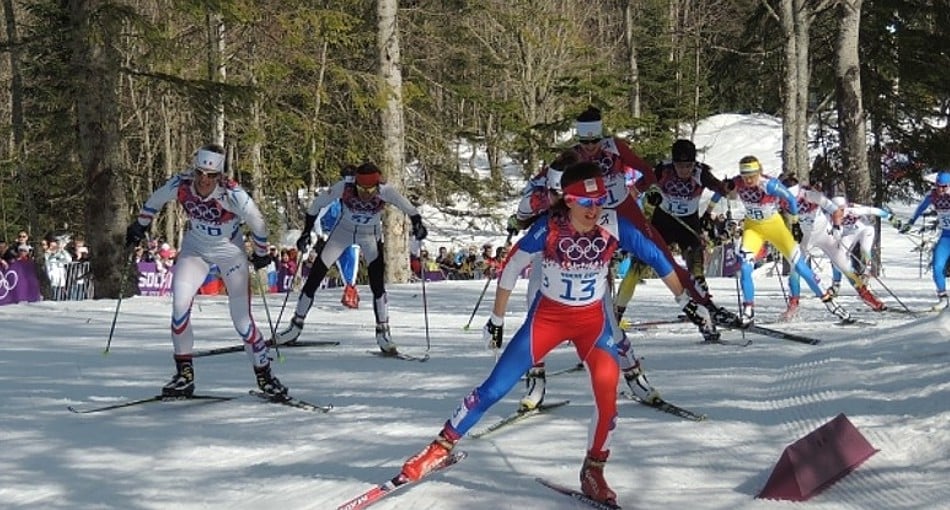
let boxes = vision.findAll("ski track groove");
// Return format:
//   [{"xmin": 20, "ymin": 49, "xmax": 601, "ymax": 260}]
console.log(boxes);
[{"xmin": 762, "ymin": 324, "xmax": 945, "ymax": 510}]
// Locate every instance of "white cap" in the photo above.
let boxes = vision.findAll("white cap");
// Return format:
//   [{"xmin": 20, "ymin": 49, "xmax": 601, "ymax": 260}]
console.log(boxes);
[
  {"xmin": 832, "ymin": 196, "xmax": 847, "ymax": 208},
  {"xmin": 193, "ymin": 149, "xmax": 225, "ymax": 173},
  {"xmin": 575, "ymin": 120, "xmax": 603, "ymax": 140}
]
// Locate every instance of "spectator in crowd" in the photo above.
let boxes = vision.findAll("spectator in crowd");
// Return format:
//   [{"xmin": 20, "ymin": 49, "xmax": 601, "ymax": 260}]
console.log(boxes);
[
  {"xmin": 72, "ymin": 235, "xmax": 90, "ymax": 261},
  {"xmin": 0, "ymin": 240, "xmax": 12, "ymax": 268},
  {"xmin": 436, "ymin": 246, "xmax": 459, "ymax": 279},
  {"xmin": 44, "ymin": 233, "xmax": 72, "ymax": 301},
  {"xmin": 16, "ymin": 244, "xmax": 31, "ymax": 262}
]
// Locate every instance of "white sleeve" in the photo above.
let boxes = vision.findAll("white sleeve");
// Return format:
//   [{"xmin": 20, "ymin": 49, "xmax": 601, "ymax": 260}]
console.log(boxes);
[
  {"xmin": 307, "ymin": 181, "xmax": 345, "ymax": 216},
  {"xmin": 378, "ymin": 185, "xmax": 420, "ymax": 217}
]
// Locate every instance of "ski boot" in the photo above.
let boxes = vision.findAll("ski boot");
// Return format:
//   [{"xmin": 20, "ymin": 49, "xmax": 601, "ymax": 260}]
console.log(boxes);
[
  {"xmin": 275, "ymin": 315, "xmax": 304, "ymax": 344},
  {"xmin": 341, "ymin": 284, "xmax": 360, "ymax": 309},
  {"xmin": 740, "ymin": 302, "xmax": 755, "ymax": 327},
  {"xmin": 519, "ymin": 365, "xmax": 546, "ymax": 412},
  {"xmin": 780, "ymin": 296, "xmax": 800, "ymax": 321},
  {"xmin": 580, "ymin": 450, "xmax": 617, "ymax": 505},
  {"xmin": 400, "ymin": 426, "xmax": 461, "ymax": 482},
  {"xmin": 162, "ymin": 355, "xmax": 195, "ymax": 398},
  {"xmin": 375, "ymin": 322, "xmax": 398, "ymax": 354},
  {"xmin": 857, "ymin": 285, "xmax": 886, "ymax": 311},
  {"xmin": 254, "ymin": 363, "xmax": 289, "ymax": 399},
  {"xmin": 934, "ymin": 292, "xmax": 949, "ymax": 311},
  {"xmin": 623, "ymin": 358, "xmax": 660, "ymax": 404},
  {"xmin": 821, "ymin": 290, "xmax": 852, "ymax": 322}
]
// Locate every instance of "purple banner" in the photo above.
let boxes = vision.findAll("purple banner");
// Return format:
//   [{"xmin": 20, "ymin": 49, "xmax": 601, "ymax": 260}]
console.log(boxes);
[
  {"xmin": 0, "ymin": 260, "xmax": 43, "ymax": 306},
  {"xmin": 277, "ymin": 266, "xmax": 294, "ymax": 293},
  {"xmin": 137, "ymin": 262, "xmax": 173, "ymax": 296},
  {"xmin": 721, "ymin": 241, "xmax": 741, "ymax": 278}
]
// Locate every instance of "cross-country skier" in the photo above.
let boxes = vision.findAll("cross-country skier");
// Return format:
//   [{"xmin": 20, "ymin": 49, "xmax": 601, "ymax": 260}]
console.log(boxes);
[
  {"xmin": 615, "ymin": 139, "xmax": 730, "ymax": 338},
  {"xmin": 569, "ymin": 107, "xmax": 737, "ymax": 331},
  {"xmin": 779, "ymin": 176, "xmax": 885, "ymax": 319},
  {"xmin": 899, "ymin": 171, "xmax": 950, "ymax": 309},
  {"xmin": 314, "ymin": 164, "xmax": 362, "ymax": 309},
  {"xmin": 826, "ymin": 196, "xmax": 893, "ymax": 299},
  {"xmin": 276, "ymin": 162, "xmax": 427, "ymax": 354},
  {"xmin": 399, "ymin": 162, "xmax": 708, "ymax": 506},
  {"xmin": 124, "ymin": 143, "xmax": 288, "ymax": 399},
  {"xmin": 509, "ymin": 150, "xmax": 664, "ymax": 411},
  {"xmin": 712, "ymin": 156, "xmax": 851, "ymax": 324}
]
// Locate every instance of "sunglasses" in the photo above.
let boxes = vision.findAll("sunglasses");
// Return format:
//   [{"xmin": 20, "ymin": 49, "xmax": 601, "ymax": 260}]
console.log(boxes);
[
  {"xmin": 356, "ymin": 184, "xmax": 378, "ymax": 194},
  {"xmin": 579, "ymin": 139, "xmax": 599, "ymax": 145},
  {"xmin": 565, "ymin": 193, "xmax": 608, "ymax": 208},
  {"xmin": 195, "ymin": 169, "xmax": 221, "ymax": 178}
]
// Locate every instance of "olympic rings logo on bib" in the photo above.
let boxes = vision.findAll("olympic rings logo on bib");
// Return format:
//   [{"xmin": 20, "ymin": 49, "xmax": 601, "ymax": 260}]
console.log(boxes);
[
  {"xmin": 558, "ymin": 236, "xmax": 609, "ymax": 263},
  {"xmin": 183, "ymin": 199, "xmax": 223, "ymax": 223}
]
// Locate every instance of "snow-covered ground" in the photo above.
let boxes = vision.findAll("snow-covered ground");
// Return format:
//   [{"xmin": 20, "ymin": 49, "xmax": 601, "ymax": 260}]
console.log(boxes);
[{"xmin": 2, "ymin": 116, "xmax": 949, "ymax": 510}]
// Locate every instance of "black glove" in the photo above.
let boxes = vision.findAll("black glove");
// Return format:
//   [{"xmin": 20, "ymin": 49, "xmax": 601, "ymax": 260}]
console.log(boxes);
[
  {"xmin": 791, "ymin": 222, "xmax": 804, "ymax": 243},
  {"xmin": 296, "ymin": 232, "xmax": 311, "ymax": 253},
  {"xmin": 314, "ymin": 237, "xmax": 327, "ymax": 254},
  {"xmin": 506, "ymin": 214, "xmax": 520, "ymax": 236},
  {"xmin": 646, "ymin": 190, "xmax": 663, "ymax": 207},
  {"xmin": 410, "ymin": 214, "xmax": 427, "ymax": 240},
  {"xmin": 125, "ymin": 222, "xmax": 148, "ymax": 247},
  {"xmin": 483, "ymin": 316, "xmax": 504, "ymax": 349},
  {"xmin": 250, "ymin": 252, "xmax": 271, "ymax": 270}
]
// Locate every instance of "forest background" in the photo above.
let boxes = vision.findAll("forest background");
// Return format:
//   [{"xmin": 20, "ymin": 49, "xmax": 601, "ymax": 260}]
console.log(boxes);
[{"xmin": 0, "ymin": 0, "xmax": 947, "ymax": 299}]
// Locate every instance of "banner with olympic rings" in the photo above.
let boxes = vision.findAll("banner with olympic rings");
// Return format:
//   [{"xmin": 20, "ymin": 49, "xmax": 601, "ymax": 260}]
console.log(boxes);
[{"xmin": 0, "ymin": 260, "xmax": 42, "ymax": 306}]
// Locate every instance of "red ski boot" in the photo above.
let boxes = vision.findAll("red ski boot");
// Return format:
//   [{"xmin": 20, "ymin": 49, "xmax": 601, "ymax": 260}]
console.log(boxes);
[
  {"xmin": 857, "ymin": 285, "xmax": 886, "ymax": 311},
  {"xmin": 341, "ymin": 284, "xmax": 360, "ymax": 309},
  {"xmin": 400, "ymin": 427, "xmax": 461, "ymax": 481},
  {"xmin": 580, "ymin": 450, "xmax": 617, "ymax": 505}
]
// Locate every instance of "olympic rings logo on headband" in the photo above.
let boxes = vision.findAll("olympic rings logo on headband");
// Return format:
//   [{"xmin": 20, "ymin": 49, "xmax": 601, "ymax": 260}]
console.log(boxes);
[{"xmin": 558, "ymin": 236, "xmax": 609, "ymax": 263}]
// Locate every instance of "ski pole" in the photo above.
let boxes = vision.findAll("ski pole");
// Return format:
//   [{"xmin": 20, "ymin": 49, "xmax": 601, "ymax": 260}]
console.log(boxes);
[
  {"xmin": 421, "ymin": 267, "xmax": 431, "ymax": 352},
  {"xmin": 103, "ymin": 246, "xmax": 137, "ymax": 355},
  {"xmin": 253, "ymin": 269, "xmax": 283, "ymax": 362},
  {"xmin": 848, "ymin": 250, "xmax": 916, "ymax": 316},
  {"xmin": 464, "ymin": 230, "xmax": 514, "ymax": 330},
  {"xmin": 272, "ymin": 250, "xmax": 306, "ymax": 336}
]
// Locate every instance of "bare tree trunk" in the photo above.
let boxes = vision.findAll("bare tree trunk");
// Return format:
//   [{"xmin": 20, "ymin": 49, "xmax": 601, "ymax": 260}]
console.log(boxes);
[
  {"xmin": 68, "ymin": 0, "xmax": 129, "ymax": 298},
  {"xmin": 835, "ymin": 0, "xmax": 869, "ymax": 204},
  {"xmin": 378, "ymin": 0, "xmax": 410, "ymax": 284},
  {"xmin": 777, "ymin": 0, "xmax": 800, "ymax": 179},
  {"xmin": 623, "ymin": 0, "xmax": 640, "ymax": 118},
  {"xmin": 3, "ymin": 0, "xmax": 35, "ymax": 238},
  {"xmin": 208, "ymin": 12, "xmax": 225, "ymax": 144},
  {"xmin": 792, "ymin": 0, "xmax": 812, "ymax": 178}
]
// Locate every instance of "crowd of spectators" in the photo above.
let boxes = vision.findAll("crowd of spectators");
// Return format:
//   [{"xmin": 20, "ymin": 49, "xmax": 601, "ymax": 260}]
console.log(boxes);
[{"xmin": 411, "ymin": 242, "xmax": 510, "ymax": 281}]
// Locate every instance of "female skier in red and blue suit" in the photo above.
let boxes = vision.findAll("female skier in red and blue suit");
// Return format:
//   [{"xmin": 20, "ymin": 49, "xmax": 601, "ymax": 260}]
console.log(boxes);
[{"xmin": 398, "ymin": 162, "xmax": 708, "ymax": 505}]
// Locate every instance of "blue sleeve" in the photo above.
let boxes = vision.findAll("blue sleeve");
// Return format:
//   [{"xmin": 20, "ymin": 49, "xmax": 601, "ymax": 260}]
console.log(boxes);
[
  {"xmin": 909, "ymin": 195, "xmax": 932, "ymax": 225},
  {"xmin": 710, "ymin": 192, "xmax": 722, "ymax": 204},
  {"xmin": 515, "ymin": 214, "xmax": 549, "ymax": 254},
  {"xmin": 766, "ymin": 178, "xmax": 799, "ymax": 215},
  {"xmin": 617, "ymin": 217, "xmax": 673, "ymax": 277}
]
